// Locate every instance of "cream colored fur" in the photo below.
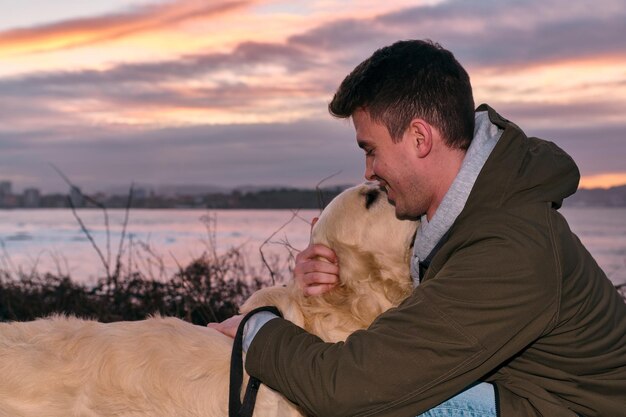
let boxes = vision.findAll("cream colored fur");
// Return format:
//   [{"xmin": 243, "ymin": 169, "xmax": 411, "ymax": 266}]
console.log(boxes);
[{"xmin": 0, "ymin": 183, "xmax": 418, "ymax": 417}]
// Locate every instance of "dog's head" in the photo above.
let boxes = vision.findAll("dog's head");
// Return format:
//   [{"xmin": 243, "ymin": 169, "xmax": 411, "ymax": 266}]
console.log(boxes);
[
  {"xmin": 242, "ymin": 183, "xmax": 418, "ymax": 339},
  {"xmin": 312, "ymin": 182, "xmax": 417, "ymax": 260},
  {"xmin": 311, "ymin": 182, "xmax": 418, "ymax": 308}
]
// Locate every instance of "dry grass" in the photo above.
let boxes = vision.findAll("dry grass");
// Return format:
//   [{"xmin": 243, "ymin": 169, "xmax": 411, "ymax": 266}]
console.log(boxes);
[{"xmin": 0, "ymin": 245, "xmax": 275, "ymax": 324}]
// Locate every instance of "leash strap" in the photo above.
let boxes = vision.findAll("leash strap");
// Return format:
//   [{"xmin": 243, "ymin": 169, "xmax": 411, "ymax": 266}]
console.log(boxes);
[{"xmin": 229, "ymin": 306, "xmax": 283, "ymax": 417}]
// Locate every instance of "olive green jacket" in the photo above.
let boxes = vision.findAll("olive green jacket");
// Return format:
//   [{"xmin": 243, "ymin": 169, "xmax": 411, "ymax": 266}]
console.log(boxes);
[{"xmin": 246, "ymin": 105, "xmax": 626, "ymax": 416}]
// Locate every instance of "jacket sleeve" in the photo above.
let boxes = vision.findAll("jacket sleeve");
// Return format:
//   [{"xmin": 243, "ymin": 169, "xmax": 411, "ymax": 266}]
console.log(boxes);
[{"xmin": 245, "ymin": 217, "xmax": 560, "ymax": 416}]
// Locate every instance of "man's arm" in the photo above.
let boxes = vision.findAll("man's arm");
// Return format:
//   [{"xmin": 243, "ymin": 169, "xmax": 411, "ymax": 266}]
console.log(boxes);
[
  {"xmin": 245, "ymin": 219, "xmax": 560, "ymax": 416},
  {"xmin": 208, "ymin": 239, "xmax": 339, "ymax": 344}
]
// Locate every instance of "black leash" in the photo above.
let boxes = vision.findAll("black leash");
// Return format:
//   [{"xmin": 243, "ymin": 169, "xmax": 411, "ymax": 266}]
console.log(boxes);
[{"xmin": 229, "ymin": 306, "xmax": 283, "ymax": 417}]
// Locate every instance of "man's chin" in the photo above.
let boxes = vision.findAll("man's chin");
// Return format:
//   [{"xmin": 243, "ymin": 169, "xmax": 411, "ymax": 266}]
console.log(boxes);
[
  {"xmin": 392, "ymin": 204, "xmax": 422, "ymax": 221},
  {"xmin": 395, "ymin": 212, "xmax": 420, "ymax": 221},
  {"xmin": 384, "ymin": 189, "xmax": 419, "ymax": 220}
]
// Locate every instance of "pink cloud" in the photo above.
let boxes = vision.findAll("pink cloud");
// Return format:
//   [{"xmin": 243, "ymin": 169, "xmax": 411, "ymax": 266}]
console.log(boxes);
[{"xmin": 0, "ymin": 0, "xmax": 253, "ymax": 55}]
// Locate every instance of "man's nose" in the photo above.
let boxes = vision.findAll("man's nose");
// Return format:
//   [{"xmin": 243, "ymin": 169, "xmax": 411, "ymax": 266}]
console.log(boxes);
[{"xmin": 364, "ymin": 159, "xmax": 375, "ymax": 181}]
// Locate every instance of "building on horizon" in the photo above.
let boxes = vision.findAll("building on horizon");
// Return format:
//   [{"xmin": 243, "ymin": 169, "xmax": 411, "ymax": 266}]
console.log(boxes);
[
  {"xmin": 23, "ymin": 188, "xmax": 41, "ymax": 208},
  {"xmin": 0, "ymin": 181, "xmax": 13, "ymax": 208},
  {"xmin": 0, "ymin": 181, "xmax": 11, "ymax": 196}
]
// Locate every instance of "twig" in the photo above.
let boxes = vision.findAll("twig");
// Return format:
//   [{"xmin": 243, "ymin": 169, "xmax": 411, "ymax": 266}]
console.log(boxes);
[
  {"xmin": 66, "ymin": 194, "xmax": 111, "ymax": 280},
  {"xmin": 47, "ymin": 249, "xmax": 71, "ymax": 279},
  {"xmin": 127, "ymin": 235, "xmax": 134, "ymax": 280},
  {"xmin": 50, "ymin": 164, "xmax": 113, "ymax": 280},
  {"xmin": 135, "ymin": 239, "xmax": 166, "ymax": 281},
  {"xmin": 0, "ymin": 239, "xmax": 17, "ymax": 279},
  {"xmin": 289, "ymin": 208, "xmax": 317, "ymax": 226},
  {"xmin": 271, "ymin": 236, "xmax": 301, "ymax": 254},
  {"xmin": 315, "ymin": 170, "xmax": 342, "ymax": 212},
  {"xmin": 259, "ymin": 210, "xmax": 300, "ymax": 285},
  {"xmin": 133, "ymin": 246, "xmax": 152, "ymax": 281},
  {"xmin": 26, "ymin": 252, "xmax": 43, "ymax": 281},
  {"xmin": 62, "ymin": 253, "xmax": 71, "ymax": 278},
  {"xmin": 114, "ymin": 183, "xmax": 134, "ymax": 279},
  {"xmin": 271, "ymin": 235, "xmax": 300, "ymax": 275},
  {"xmin": 199, "ymin": 212, "xmax": 219, "ymax": 263}
]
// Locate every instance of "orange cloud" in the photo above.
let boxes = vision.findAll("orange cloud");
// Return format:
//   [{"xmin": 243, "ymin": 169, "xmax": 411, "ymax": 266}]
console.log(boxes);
[
  {"xmin": 0, "ymin": 0, "xmax": 253, "ymax": 57},
  {"xmin": 579, "ymin": 173, "xmax": 626, "ymax": 189}
]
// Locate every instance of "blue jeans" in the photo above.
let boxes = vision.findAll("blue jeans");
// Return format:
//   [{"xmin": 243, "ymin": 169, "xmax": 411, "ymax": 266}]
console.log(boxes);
[{"xmin": 417, "ymin": 382, "xmax": 497, "ymax": 417}]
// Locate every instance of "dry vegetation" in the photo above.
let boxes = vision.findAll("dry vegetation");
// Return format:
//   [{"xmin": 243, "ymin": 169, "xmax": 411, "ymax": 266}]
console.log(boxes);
[{"xmin": 0, "ymin": 244, "xmax": 277, "ymax": 324}]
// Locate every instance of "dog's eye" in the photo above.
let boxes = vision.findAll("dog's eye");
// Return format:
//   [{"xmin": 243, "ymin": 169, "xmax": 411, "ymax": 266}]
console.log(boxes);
[{"xmin": 364, "ymin": 189, "xmax": 379, "ymax": 209}]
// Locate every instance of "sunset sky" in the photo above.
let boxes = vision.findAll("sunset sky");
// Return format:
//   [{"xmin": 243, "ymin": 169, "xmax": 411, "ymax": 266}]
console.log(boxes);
[{"xmin": 1, "ymin": 0, "xmax": 625, "ymax": 193}]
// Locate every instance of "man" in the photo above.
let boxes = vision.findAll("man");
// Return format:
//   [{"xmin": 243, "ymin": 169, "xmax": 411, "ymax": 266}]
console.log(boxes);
[{"xmin": 209, "ymin": 40, "xmax": 626, "ymax": 416}]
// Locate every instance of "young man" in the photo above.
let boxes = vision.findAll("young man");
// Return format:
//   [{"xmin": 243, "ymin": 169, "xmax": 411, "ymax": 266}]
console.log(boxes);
[{"xmin": 209, "ymin": 40, "xmax": 626, "ymax": 416}]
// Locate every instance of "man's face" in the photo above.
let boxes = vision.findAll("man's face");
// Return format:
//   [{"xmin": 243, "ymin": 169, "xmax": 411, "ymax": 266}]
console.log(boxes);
[{"xmin": 353, "ymin": 109, "xmax": 429, "ymax": 220}]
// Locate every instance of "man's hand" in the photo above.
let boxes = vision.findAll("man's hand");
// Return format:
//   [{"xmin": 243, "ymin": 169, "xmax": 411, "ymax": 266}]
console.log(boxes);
[
  {"xmin": 294, "ymin": 244, "xmax": 340, "ymax": 296},
  {"xmin": 295, "ymin": 217, "xmax": 340, "ymax": 296},
  {"xmin": 206, "ymin": 314, "xmax": 243, "ymax": 338}
]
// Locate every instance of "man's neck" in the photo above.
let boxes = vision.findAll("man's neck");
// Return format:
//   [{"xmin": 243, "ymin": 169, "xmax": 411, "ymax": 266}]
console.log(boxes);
[{"xmin": 426, "ymin": 148, "xmax": 466, "ymax": 221}]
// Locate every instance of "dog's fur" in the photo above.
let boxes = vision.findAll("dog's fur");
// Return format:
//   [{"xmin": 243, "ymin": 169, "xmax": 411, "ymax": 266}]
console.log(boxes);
[{"xmin": 0, "ymin": 183, "xmax": 418, "ymax": 417}]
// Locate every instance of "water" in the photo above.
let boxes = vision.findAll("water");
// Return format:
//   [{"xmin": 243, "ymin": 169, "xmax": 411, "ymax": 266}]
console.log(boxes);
[
  {"xmin": 560, "ymin": 207, "xmax": 626, "ymax": 286},
  {"xmin": 0, "ymin": 208, "xmax": 319, "ymax": 283},
  {"xmin": 0, "ymin": 207, "xmax": 624, "ymax": 286}
]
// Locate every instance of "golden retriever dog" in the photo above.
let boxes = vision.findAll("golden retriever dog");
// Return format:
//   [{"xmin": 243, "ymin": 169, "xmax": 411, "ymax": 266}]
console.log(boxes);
[{"xmin": 0, "ymin": 183, "xmax": 418, "ymax": 417}]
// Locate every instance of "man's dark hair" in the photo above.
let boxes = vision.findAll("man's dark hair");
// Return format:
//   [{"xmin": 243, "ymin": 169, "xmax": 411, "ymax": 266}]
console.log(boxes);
[{"xmin": 329, "ymin": 40, "xmax": 475, "ymax": 149}]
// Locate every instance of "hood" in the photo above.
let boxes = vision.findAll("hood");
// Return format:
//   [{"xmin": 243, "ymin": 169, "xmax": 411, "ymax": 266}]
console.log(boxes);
[{"xmin": 466, "ymin": 104, "xmax": 580, "ymax": 211}]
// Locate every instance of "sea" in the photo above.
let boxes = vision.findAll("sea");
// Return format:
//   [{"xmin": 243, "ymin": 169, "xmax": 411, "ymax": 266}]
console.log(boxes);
[{"xmin": 0, "ymin": 207, "xmax": 625, "ymax": 287}]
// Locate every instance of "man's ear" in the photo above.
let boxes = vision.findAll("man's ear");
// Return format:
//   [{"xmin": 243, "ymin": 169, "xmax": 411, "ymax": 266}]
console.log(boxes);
[{"xmin": 406, "ymin": 119, "xmax": 433, "ymax": 158}]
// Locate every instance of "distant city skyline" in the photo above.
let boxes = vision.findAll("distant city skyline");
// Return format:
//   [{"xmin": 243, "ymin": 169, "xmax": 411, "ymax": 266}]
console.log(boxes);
[
  {"xmin": 0, "ymin": 177, "xmax": 351, "ymax": 195},
  {"xmin": 1, "ymin": 0, "xmax": 625, "ymax": 193},
  {"xmin": 1, "ymin": 178, "xmax": 625, "ymax": 210}
]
